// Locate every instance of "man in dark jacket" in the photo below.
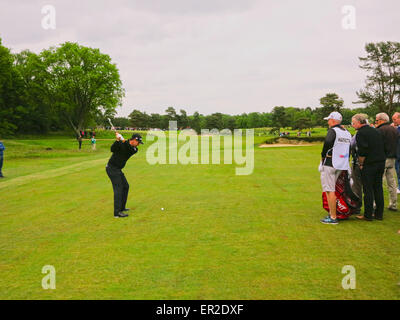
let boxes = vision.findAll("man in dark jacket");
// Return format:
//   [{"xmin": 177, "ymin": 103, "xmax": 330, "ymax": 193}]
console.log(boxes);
[
  {"xmin": 352, "ymin": 114, "xmax": 386, "ymax": 221},
  {"xmin": 375, "ymin": 112, "xmax": 399, "ymax": 211},
  {"xmin": 106, "ymin": 132, "xmax": 143, "ymax": 218}
]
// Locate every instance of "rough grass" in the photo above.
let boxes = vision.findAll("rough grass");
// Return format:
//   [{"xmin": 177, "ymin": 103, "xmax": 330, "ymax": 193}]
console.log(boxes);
[{"xmin": 0, "ymin": 136, "xmax": 399, "ymax": 300}]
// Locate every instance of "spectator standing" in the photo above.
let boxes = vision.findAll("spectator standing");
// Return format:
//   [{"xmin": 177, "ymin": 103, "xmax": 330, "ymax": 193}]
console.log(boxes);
[
  {"xmin": 392, "ymin": 112, "xmax": 400, "ymax": 194},
  {"xmin": 91, "ymin": 136, "xmax": 96, "ymax": 150},
  {"xmin": 350, "ymin": 132, "xmax": 362, "ymax": 213},
  {"xmin": 77, "ymin": 133, "xmax": 83, "ymax": 150},
  {"xmin": 352, "ymin": 114, "xmax": 386, "ymax": 221},
  {"xmin": 375, "ymin": 113, "xmax": 399, "ymax": 211},
  {"xmin": 319, "ymin": 112, "xmax": 351, "ymax": 225}
]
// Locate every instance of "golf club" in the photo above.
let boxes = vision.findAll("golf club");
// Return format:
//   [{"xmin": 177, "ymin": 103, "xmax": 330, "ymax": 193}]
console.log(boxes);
[{"xmin": 108, "ymin": 118, "xmax": 124, "ymax": 141}]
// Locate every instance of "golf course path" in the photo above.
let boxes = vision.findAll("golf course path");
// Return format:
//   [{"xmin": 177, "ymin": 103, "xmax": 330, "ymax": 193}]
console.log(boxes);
[{"xmin": 0, "ymin": 157, "xmax": 108, "ymax": 190}]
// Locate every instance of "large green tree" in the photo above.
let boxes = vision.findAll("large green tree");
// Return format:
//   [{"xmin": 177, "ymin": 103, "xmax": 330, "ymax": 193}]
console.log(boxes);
[
  {"xmin": 36, "ymin": 42, "xmax": 124, "ymax": 138},
  {"xmin": 13, "ymin": 49, "xmax": 63, "ymax": 133}
]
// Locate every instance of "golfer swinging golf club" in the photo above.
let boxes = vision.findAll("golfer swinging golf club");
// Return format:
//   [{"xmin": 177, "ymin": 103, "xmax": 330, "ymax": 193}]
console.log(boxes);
[{"xmin": 106, "ymin": 130, "xmax": 143, "ymax": 218}]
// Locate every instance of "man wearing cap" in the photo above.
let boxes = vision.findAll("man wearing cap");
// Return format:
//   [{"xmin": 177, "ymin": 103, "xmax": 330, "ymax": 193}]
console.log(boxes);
[
  {"xmin": 319, "ymin": 111, "xmax": 351, "ymax": 225},
  {"xmin": 106, "ymin": 132, "xmax": 143, "ymax": 218}
]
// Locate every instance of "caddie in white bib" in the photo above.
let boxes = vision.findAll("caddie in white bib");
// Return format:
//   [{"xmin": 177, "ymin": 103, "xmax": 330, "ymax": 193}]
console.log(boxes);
[{"xmin": 331, "ymin": 127, "xmax": 351, "ymax": 170}]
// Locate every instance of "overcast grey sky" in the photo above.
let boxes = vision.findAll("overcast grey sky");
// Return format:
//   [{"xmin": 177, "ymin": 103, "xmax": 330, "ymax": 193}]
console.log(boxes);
[{"xmin": 1, "ymin": 0, "xmax": 399, "ymax": 116}]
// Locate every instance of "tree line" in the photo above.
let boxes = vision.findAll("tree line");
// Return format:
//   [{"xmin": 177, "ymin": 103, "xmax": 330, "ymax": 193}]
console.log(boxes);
[
  {"xmin": 112, "ymin": 91, "xmax": 397, "ymax": 133},
  {"xmin": 1, "ymin": 38, "xmax": 399, "ymax": 137}
]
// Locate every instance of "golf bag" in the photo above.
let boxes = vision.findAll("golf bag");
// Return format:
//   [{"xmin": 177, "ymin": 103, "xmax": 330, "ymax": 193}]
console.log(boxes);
[{"xmin": 322, "ymin": 170, "xmax": 361, "ymax": 220}]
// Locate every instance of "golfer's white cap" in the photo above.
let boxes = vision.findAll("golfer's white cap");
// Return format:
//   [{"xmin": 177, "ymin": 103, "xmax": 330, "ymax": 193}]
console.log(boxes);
[{"xmin": 323, "ymin": 111, "xmax": 342, "ymax": 121}]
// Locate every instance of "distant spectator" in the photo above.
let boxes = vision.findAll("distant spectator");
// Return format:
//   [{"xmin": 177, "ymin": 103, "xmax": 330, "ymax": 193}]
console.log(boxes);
[
  {"xmin": 375, "ymin": 112, "xmax": 399, "ymax": 211},
  {"xmin": 0, "ymin": 141, "xmax": 5, "ymax": 178},
  {"xmin": 77, "ymin": 134, "xmax": 83, "ymax": 150},
  {"xmin": 91, "ymin": 136, "xmax": 96, "ymax": 150}
]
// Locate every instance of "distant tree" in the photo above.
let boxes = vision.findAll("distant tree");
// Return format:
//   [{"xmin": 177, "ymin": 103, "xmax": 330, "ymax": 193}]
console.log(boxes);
[
  {"xmin": 247, "ymin": 112, "xmax": 263, "ymax": 128},
  {"xmin": 320, "ymin": 93, "xmax": 344, "ymax": 114},
  {"xmin": 340, "ymin": 108, "xmax": 356, "ymax": 125},
  {"xmin": 165, "ymin": 107, "xmax": 177, "ymax": 122},
  {"xmin": 179, "ymin": 109, "xmax": 189, "ymax": 128},
  {"xmin": 271, "ymin": 106, "xmax": 290, "ymax": 131},
  {"xmin": 205, "ymin": 113, "xmax": 223, "ymax": 130},
  {"xmin": 293, "ymin": 117, "xmax": 312, "ymax": 130},
  {"xmin": 356, "ymin": 41, "xmax": 400, "ymax": 116},
  {"xmin": 0, "ymin": 38, "xmax": 24, "ymax": 136},
  {"xmin": 149, "ymin": 113, "xmax": 163, "ymax": 128},
  {"xmin": 260, "ymin": 112, "xmax": 273, "ymax": 127},
  {"xmin": 113, "ymin": 117, "xmax": 130, "ymax": 128},
  {"xmin": 129, "ymin": 109, "xmax": 150, "ymax": 128},
  {"xmin": 222, "ymin": 114, "xmax": 236, "ymax": 130},
  {"xmin": 189, "ymin": 111, "xmax": 202, "ymax": 133},
  {"xmin": 235, "ymin": 113, "xmax": 249, "ymax": 129}
]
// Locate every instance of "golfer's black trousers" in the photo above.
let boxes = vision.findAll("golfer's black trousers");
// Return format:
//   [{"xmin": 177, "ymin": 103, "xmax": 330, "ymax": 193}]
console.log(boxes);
[
  {"xmin": 106, "ymin": 165, "xmax": 129, "ymax": 215},
  {"xmin": 361, "ymin": 161, "xmax": 385, "ymax": 219}
]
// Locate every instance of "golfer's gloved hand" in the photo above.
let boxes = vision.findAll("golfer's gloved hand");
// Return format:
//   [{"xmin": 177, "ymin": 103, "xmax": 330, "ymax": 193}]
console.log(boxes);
[{"xmin": 116, "ymin": 132, "xmax": 124, "ymax": 141}]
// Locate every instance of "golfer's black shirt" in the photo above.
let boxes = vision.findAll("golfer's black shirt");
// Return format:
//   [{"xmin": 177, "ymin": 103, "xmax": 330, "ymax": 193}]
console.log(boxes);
[
  {"xmin": 107, "ymin": 140, "xmax": 138, "ymax": 170},
  {"xmin": 356, "ymin": 125, "xmax": 386, "ymax": 165}
]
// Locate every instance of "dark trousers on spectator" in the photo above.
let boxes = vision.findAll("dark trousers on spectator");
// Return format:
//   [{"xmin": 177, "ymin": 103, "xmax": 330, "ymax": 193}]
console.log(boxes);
[
  {"xmin": 351, "ymin": 163, "xmax": 362, "ymax": 213},
  {"xmin": 395, "ymin": 159, "xmax": 400, "ymax": 190},
  {"xmin": 361, "ymin": 161, "xmax": 385, "ymax": 219}
]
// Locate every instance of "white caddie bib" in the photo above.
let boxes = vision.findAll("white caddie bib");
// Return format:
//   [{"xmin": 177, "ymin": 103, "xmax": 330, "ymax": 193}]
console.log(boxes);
[{"xmin": 331, "ymin": 127, "xmax": 351, "ymax": 170}]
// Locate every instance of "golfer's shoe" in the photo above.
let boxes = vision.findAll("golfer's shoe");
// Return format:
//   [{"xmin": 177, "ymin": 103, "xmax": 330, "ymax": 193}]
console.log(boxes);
[
  {"xmin": 114, "ymin": 212, "xmax": 129, "ymax": 218},
  {"xmin": 320, "ymin": 216, "xmax": 338, "ymax": 225},
  {"xmin": 397, "ymin": 189, "xmax": 400, "ymax": 194},
  {"xmin": 122, "ymin": 208, "xmax": 130, "ymax": 212}
]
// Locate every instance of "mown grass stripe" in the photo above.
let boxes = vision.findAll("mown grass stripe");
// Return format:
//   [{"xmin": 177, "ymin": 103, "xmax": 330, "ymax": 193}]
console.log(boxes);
[{"xmin": 0, "ymin": 158, "xmax": 108, "ymax": 190}]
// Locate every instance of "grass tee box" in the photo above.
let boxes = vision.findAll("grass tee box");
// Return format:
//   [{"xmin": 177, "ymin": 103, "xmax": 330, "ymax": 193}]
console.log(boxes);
[{"xmin": 0, "ymin": 135, "xmax": 399, "ymax": 300}]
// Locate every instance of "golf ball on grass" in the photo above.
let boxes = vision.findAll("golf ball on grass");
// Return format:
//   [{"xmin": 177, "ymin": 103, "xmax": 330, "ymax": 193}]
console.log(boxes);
[{"xmin": 161, "ymin": 207, "xmax": 165, "ymax": 211}]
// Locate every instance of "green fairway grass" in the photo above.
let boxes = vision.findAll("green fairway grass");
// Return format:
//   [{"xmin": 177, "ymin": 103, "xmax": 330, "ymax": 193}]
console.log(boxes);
[{"xmin": 0, "ymin": 135, "xmax": 399, "ymax": 299}]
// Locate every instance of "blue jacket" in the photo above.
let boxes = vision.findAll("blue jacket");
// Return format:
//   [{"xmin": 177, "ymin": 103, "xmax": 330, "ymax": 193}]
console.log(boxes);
[{"xmin": 0, "ymin": 142, "xmax": 5, "ymax": 153}]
